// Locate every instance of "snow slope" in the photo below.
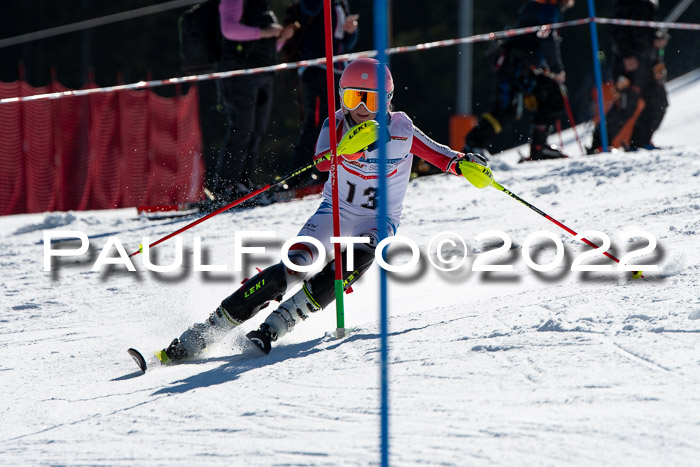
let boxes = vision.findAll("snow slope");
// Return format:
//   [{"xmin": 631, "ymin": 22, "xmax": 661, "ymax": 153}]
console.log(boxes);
[{"xmin": 2, "ymin": 71, "xmax": 700, "ymax": 466}]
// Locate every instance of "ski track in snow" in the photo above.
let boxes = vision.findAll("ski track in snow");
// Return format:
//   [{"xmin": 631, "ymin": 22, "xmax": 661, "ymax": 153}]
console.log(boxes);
[{"xmin": 1, "ymin": 72, "xmax": 700, "ymax": 465}]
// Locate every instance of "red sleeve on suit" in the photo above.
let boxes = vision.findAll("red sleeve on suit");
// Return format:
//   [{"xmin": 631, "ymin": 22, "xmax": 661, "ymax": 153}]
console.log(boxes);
[{"xmin": 410, "ymin": 127, "xmax": 456, "ymax": 172}]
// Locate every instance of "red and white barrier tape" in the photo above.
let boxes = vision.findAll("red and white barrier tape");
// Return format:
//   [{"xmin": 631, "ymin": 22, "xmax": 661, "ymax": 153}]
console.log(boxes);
[
  {"xmin": 0, "ymin": 52, "xmax": 373, "ymax": 105},
  {"xmin": 386, "ymin": 18, "xmax": 591, "ymax": 55},
  {"xmin": 594, "ymin": 17, "xmax": 700, "ymax": 31},
  {"xmin": 1, "ymin": 16, "xmax": 698, "ymax": 105}
]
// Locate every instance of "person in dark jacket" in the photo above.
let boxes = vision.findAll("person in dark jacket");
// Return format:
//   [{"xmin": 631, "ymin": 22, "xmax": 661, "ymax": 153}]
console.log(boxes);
[
  {"xmin": 213, "ymin": 0, "xmax": 290, "ymax": 201},
  {"xmin": 590, "ymin": 0, "xmax": 668, "ymax": 152},
  {"xmin": 464, "ymin": 0, "xmax": 574, "ymax": 161},
  {"xmin": 284, "ymin": 0, "xmax": 358, "ymax": 187}
]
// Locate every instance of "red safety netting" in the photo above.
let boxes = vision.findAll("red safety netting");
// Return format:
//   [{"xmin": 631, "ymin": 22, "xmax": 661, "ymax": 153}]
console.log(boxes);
[
  {"xmin": 54, "ymin": 82, "xmax": 91, "ymax": 212},
  {"xmin": 0, "ymin": 80, "xmax": 204, "ymax": 216},
  {"xmin": 0, "ymin": 82, "xmax": 25, "ymax": 214}
]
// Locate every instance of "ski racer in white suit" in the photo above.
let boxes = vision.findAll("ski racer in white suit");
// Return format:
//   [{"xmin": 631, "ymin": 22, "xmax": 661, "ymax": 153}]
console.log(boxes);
[{"xmin": 160, "ymin": 58, "xmax": 489, "ymax": 360}]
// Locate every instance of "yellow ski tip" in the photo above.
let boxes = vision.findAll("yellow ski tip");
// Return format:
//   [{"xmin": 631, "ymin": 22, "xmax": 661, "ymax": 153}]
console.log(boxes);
[
  {"xmin": 154, "ymin": 350, "xmax": 171, "ymax": 365},
  {"xmin": 338, "ymin": 120, "xmax": 380, "ymax": 155},
  {"xmin": 632, "ymin": 271, "xmax": 644, "ymax": 280}
]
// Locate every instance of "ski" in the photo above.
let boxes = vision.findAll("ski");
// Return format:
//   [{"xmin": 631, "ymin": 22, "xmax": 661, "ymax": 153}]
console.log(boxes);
[
  {"xmin": 586, "ymin": 145, "xmax": 677, "ymax": 157},
  {"xmin": 517, "ymin": 149, "xmax": 569, "ymax": 163},
  {"xmin": 136, "ymin": 184, "xmax": 324, "ymax": 220},
  {"xmin": 41, "ymin": 215, "xmax": 199, "ymax": 246},
  {"xmin": 127, "ymin": 348, "xmax": 149, "ymax": 374},
  {"xmin": 127, "ymin": 348, "xmax": 169, "ymax": 374},
  {"xmin": 136, "ymin": 199, "xmax": 223, "ymax": 220},
  {"xmin": 137, "ymin": 203, "xmax": 200, "ymax": 218},
  {"xmin": 126, "ymin": 330, "xmax": 345, "ymax": 374},
  {"xmin": 137, "ymin": 204, "xmax": 204, "ymax": 221}
]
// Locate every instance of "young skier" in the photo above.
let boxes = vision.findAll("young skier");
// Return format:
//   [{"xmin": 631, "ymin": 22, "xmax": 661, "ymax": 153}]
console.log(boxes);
[{"xmin": 159, "ymin": 58, "xmax": 489, "ymax": 360}]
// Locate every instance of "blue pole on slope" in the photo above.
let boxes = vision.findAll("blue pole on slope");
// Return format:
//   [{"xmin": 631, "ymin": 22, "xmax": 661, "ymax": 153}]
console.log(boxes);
[
  {"xmin": 373, "ymin": 0, "xmax": 390, "ymax": 465},
  {"xmin": 587, "ymin": 0, "xmax": 609, "ymax": 151}
]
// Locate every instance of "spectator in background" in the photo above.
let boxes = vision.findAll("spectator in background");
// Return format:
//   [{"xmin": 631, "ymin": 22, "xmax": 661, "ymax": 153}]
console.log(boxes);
[
  {"xmin": 283, "ymin": 0, "xmax": 358, "ymax": 187},
  {"xmin": 463, "ymin": 0, "xmax": 575, "ymax": 161},
  {"xmin": 213, "ymin": 0, "xmax": 293, "ymax": 202},
  {"xmin": 590, "ymin": 0, "xmax": 668, "ymax": 152}
]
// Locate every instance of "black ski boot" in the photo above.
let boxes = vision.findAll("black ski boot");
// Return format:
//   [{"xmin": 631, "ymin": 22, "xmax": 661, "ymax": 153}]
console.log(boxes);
[
  {"xmin": 246, "ymin": 323, "xmax": 276, "ymax": 355},
  {"xmin": 160, "ymin": 338, "xmax": 191, "ymax": 363},
  {"xmin": 527, "ymin": 124, "xmax": 569, "ymax": 161},
  {"xmin": 529, "ymin": 144, "xmax": 569, "ymax": 160},
  {"xmin": 157, "ymin": 306, "xmax": 242, "ymax": 364}
]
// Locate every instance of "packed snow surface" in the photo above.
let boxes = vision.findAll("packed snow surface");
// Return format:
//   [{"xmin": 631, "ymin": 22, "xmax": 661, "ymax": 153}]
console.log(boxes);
[{"xmin": 2, "ymin": 71, "xmax": 700, "ymax": 465}]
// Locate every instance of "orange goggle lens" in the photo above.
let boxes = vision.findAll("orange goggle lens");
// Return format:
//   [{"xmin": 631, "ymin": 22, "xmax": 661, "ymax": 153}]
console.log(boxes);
[{"xmin": 341, "ymin": 89, "xmax": 380, "ymax": 113}]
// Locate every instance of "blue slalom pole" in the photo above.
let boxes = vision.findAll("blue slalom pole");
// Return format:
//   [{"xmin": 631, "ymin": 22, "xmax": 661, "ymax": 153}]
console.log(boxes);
[
  {"xmin": 587, "ymin": 0, "xmax": 609, "ymax": 151},
  {"xmin": 373, "ymin": 0, "xmax": 390, "ymax": 465}
]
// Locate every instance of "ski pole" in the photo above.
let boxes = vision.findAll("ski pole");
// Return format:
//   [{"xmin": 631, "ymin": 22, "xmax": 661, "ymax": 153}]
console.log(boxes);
[
  {"xmin": 558, "ymin": 82, "xmax": 586, "ymax": 156},
  {"xmin": 129, "ymin": 120, "xmax": 379, "ymax": 257},
  {"xmin": 457, "ymin": 160, "xmax": 643, "ymax": 278}
]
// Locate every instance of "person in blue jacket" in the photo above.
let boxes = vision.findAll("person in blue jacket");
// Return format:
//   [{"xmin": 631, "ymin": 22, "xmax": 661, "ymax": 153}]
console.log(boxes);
[{"xmin": 464, "ymin": 0, "xmax": 575, "ymax": 161}]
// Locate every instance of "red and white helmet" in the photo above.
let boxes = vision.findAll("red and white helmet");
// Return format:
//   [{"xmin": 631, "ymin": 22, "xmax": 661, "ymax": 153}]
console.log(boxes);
[
  {"xmin": 339, "ymin": 58, "xmax": 394, "ymax": 113},
  {"xmin": 340, "ymin": 58, "xmax": 394, "ymax": 93}
]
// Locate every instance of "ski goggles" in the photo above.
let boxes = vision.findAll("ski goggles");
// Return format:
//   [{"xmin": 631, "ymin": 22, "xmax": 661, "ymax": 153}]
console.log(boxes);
[{"xmin": 341, "ymin": 88, "xmax": 381, "ymax": 113}]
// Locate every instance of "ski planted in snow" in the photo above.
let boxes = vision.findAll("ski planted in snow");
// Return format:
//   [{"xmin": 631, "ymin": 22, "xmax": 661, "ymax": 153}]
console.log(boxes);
[{"xmin": 127, "ymin": 348, "xmax": 149, "ymax": 374}]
